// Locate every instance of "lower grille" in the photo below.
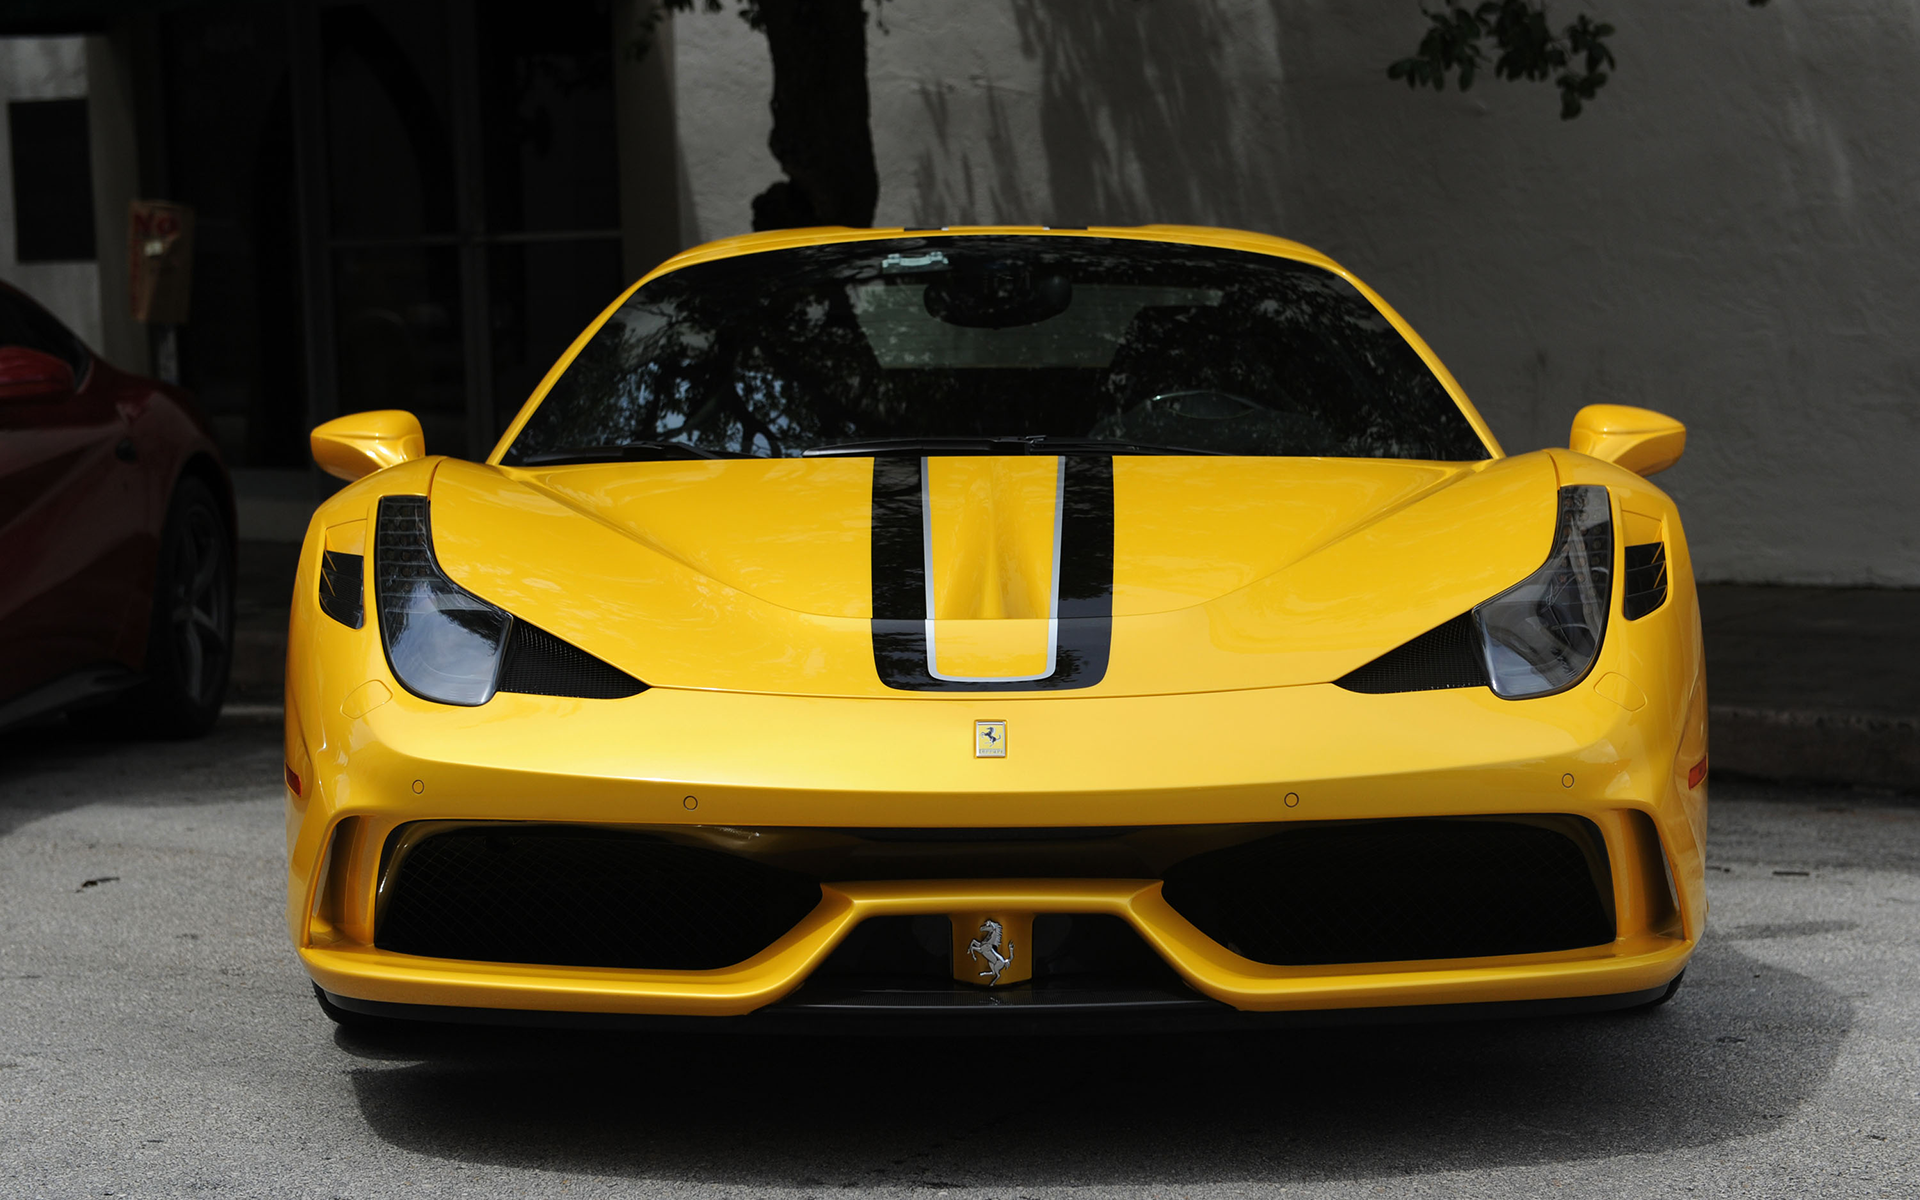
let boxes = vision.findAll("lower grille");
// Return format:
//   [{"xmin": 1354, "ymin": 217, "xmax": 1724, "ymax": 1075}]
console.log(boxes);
[
  {"xmin": 376, "ymin": 825, "xmax": 822, "ymax": 970},
  {"xmin": 1160, "ymin": 817, "xmax": 1614, "ymax": 965}
]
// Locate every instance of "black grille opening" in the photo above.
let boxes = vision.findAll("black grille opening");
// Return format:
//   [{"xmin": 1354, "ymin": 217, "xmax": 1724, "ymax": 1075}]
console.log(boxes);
[
  {"xmin": 1032, "ymin": 913, "xmax": 1184, "ymax": 982},
  {"xmin": 1622, "ymin": 542, "xmax": 1668, "ymax": 620},
  {"xmin": 377, "ymin": 826, "xmax": 822, "ymax": 970},
  {"xmin": 804, "ymin": 913, "xmax": 1183, "ymax": 987},
  {"xmin": 1336, "ymin": 612, "xmax": 1489, "ymax": 694},
  {"xmin": 812, "ymin": 915, "xmax": 951, "ymax": 982},
  {"xmin": 318, "ymin": 551, "xmax": 364, "ymax": 629},
  {"xmin": 1161, "ymin": 817, "xmax": 1614, "ymax": 965},
  {"xmin": 497, "ymin": 621, "xmax": 646, "ymax": 699}
]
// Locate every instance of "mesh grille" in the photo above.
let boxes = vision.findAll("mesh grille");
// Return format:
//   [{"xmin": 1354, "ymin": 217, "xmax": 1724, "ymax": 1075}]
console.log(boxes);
[
  {"xmin": 377, "ymin": 826, "xmax": 822, "ymax": 970},
  {"xmin": 1336, "ymin": 612, "xmax": 1489, "ymax": 694},
  {"xmin": 497, "ymin": 621, "xmax": 646, "ymax": 699},
  {"xmin": 1622, "ymin": 542, "xmax": 1668, "ymax": 620},
  {"xmin": 1160, "ymin": 817, "xmax": 1614, "ymax": 965},
  {"xmin": 318, "ymin": 551, "xmax": 363, "ymax": 629}
]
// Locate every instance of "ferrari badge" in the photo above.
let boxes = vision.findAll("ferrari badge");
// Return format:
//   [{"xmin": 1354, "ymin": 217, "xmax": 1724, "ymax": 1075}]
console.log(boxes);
[
  {"xmin": 951, "ymin": 911, "xmax": 1034, "ymax": 986},
  {"xmin": 974, "ymin": 719, "xmax": 1007, "ymax": 758},
  {"xmin": 968, "ymin": 918, "xmax": 1015, "ymax": 984}
]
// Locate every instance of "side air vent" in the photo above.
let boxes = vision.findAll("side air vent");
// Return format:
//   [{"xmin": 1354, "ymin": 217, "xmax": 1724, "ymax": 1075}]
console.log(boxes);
[
  {"xmin": 318, "ymin": 551, "xmax": 364, "ymax": 628},
  {"xmin": 377, "ymin": 825, "xmax": 822, "ymax": 970},
  {"xmin": 497, "ymin": 620, "xmax": 647, "ymax": 699},
  {"xmin": 1161, "ymin": 816, "xmax": 1615, "ymax": 965},
  {"xmin": 1336, "ymin": 612, "xmax": 1488, "ymax": 694},
  {"xmin": 1622, "ymin": 542, "xmax": 1668, "ymax": 620}
]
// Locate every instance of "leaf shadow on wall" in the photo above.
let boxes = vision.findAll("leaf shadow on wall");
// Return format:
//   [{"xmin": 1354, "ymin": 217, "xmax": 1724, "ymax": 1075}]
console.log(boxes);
[{"xmin": 910, "ymin": 0, "xmax": 1287, "ymax": 229}]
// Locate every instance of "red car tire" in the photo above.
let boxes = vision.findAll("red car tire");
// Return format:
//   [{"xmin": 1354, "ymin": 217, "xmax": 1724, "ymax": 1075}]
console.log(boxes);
[{"xmin": 94, "ymin": 475, "xmax": 234, "ymax": 737}]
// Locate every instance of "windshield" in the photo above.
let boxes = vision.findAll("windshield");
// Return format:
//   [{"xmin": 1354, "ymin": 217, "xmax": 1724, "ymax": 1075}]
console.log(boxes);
[{"xmin": 500, "ymin": 236, "xmax": 1489, "ymax": 463}]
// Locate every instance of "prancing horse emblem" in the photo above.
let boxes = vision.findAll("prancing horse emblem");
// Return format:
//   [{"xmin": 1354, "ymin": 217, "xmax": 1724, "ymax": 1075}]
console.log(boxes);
[{"xmin": 967, "ymin": 918, "xmax": 1015, "ymax": 985}]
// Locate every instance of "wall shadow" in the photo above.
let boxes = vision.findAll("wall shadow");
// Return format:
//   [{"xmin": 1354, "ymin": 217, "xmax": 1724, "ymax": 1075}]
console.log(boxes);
[
  {"xmin": 909, "ymin": 77, "xmax": 1040, "ymax": 227},
  {"xmin": 911, "ymin": 0, "xmax": 1283, "ymax": 229},
  {"xmin": 343, "ymin": 939, "xmax": 1848, "ymax": 1187}
]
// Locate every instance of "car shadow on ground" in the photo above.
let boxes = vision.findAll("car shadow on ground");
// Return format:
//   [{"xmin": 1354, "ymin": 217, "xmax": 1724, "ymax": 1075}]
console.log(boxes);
[
  {"xmin": 338, "ymin": 940, "xmax": 1847, "ymax": 1187},
  {"xmin": 0, "ymin": 716, "xmax": 282, "ymax": 839}
]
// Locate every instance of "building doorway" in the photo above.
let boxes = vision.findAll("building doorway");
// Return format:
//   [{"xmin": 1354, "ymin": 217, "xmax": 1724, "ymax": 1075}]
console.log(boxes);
[{"xmin": 166, "ymin": 0, "xmax": 624, "ymax": 467}]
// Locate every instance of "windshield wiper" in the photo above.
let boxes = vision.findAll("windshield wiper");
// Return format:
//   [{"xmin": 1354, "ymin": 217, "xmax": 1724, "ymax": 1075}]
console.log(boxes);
[
  {"xmin": 802, "ymin": 435, "xmax": 1222, "ymax": 458},
  {"xmin": 1024, "ymin": 436, "xmax": 1224, "ymax": 456},
  {"xmin": 514, "ymin": 441, "xmax": 748, "ymax": 466}
]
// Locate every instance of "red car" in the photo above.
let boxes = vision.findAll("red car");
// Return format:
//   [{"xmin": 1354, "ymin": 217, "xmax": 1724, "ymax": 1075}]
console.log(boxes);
[{"xmin": 0, "ymin": 282, "xmax": 234, "ymax": 736}]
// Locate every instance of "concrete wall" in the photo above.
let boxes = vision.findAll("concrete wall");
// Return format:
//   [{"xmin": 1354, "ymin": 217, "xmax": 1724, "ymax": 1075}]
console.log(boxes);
[
  {"xmin": 0, "ymin": 37, "xmax": 102, "ymax": 351},
  {"xmin": 83, "ymin": 30, "xmax": 151, "ymax": 376},
  {"xmin": 0, "ymin": 34, "xmax": 150, "ymax": 374},
  {"xmin": 613, "ymin": 0, "xmax": 699, "ymax": 280},
  {"xmin": 670, "ymin": 1, "xmax": 1920, "ymax": 586}
]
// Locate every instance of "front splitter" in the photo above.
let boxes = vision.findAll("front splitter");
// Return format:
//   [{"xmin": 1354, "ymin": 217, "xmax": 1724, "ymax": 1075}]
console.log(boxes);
[{"xmin": 320, "ymin": 976, "xmax": 1677, "ymax": 1037}]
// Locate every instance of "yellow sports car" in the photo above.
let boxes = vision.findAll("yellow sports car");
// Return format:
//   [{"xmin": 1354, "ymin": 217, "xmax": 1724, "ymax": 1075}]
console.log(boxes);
[{"xmin": 286, "ymin": 225, "xmax": 1706, "ymax": 1031}]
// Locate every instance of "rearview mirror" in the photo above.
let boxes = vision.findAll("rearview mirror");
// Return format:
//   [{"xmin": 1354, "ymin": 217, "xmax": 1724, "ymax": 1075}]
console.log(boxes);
[
  {"xmin": 1569, "ymin": 404, "xmax": 1686, "ymax": 477},
  {"xmin": 924, "ymin": 264, "xmax": 1073, "ymax": 329},
  {"xmin": 0, "ymin": 345, "xmax": 75, "ymax": 402},
  {"xmin": 311, "ymin": 410, "xmax": 426, "ymax": 482}
]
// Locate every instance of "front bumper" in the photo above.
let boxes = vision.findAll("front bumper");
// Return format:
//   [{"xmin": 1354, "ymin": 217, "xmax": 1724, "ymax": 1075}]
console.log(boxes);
[
  {"xmin": 287, "ymin": 678, "xmax": 1706, "ymax": 1021},
  {"xmin": 305, "ymin": 877, "xmax": 1690, "ymax": 1019}
]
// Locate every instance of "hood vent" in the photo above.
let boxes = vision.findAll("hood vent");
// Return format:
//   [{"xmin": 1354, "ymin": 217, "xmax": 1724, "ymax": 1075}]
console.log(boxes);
[
  {"xmin": 497, "ymin": 621, "xmax": 647, "ymax": 699},
  {"xmin": 1622, "ymin": 542, "xmax": 1668, "ymax": 620},
  {"xmin": 1336, "ymin": 611, "xmax": 1489, "ymax": 694},
  {"xmin": 318, "ymin": 551, "xmax": 364, "ymax": 629}
]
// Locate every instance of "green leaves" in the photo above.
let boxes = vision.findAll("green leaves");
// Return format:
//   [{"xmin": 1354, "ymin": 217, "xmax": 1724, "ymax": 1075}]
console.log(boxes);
[{"xmin": 1388, "ymin": 1, "xmax": 1619, "ymax": 120}]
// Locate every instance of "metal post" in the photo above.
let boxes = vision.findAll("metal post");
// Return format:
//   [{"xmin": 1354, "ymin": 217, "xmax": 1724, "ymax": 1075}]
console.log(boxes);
[
  {"xmin": 286, "ymin": 0, "xmax": 337, "ymax": 471},
  {"xmin": 447, "ymin": 0, "xmax": 493, "ymax": 461}
]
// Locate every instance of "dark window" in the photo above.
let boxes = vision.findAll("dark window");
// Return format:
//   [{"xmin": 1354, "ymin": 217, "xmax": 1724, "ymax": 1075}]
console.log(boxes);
[
  {"xmin": 503, "ymin": 237, "xmax": 1492, "ymax": 463},
  {"xmin": 8, "ymin": 98, "xmax": 96, "ymax": 263},
  {"xmin": 159, "ymin": 4, "xmax": 300, "ymax": 466},
  {"xmin": 0, "ymin": 288, "xmax": 90, "ymax": 379}
]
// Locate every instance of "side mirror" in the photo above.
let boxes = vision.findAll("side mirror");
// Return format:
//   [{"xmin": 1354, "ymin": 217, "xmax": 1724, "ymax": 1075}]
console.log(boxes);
[
  {"xmin": 1569, "ymin": 404, "xmax": 1686, "ymax": 477},
  {"xmin": 311, "ymin": 410, "xmax": 426, "ymax": 482},
  {"xmin": 0, "ymin": 345, "xmax": 75, "ymax": 402}
]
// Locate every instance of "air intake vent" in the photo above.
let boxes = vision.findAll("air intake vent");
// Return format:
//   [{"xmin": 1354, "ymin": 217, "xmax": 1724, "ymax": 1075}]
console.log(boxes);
[
  {"xmin": 1161, "ymin": 817, "xmax": 1615, "ymax": 965},
  {"xmin": 497, "ymin": 621, "xmax": 646, "ymax": 699},
  {"xmin": 319, "ymin": 551, "xmax": 363, "ymax": 628},
  {"xmin": 1336, "ymin": 612, "xmax": 1488, "ymax": 694},
  {"xmin": 1622, "ymin": 542, "xmax": 1667, "ymax": 620},
  {"xmin": 377, "ymin": 825, "xmax": 822, "ymax": 970}
]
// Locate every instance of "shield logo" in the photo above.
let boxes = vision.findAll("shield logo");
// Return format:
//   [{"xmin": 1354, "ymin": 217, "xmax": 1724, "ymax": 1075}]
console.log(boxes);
[{"xmin": 974, "ymin": 719, "xmax": 1007, "ymax": 757}]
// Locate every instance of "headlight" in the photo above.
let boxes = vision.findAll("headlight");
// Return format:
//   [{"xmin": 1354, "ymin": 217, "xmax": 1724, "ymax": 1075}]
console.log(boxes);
[
  {"xmin": 1474, "ymin": 484, "xmax": 1613, "ymax": 699},
  {"xmin": 374, "ymin": 495, "xmax": 510, "ymax": 706}
]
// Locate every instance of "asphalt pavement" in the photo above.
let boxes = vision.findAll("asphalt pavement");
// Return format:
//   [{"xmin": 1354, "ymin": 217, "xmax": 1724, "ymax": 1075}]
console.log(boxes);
[{"xmin": 1, "ymin": 717, "xmax": 1916, "ymax": 1198}]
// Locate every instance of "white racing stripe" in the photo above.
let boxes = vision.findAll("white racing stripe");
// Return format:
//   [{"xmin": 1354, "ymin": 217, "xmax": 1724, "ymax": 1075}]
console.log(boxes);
[{"xmin": 921, "ymin": 456, "xmax": 1066, "ymax": 683}]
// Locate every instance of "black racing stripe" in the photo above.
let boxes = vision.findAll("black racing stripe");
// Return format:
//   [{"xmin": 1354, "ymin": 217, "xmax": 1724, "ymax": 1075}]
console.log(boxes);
[
  {"xmin": 870, "ymin": 456, "xmax": 1113, "ymax": 692},
  {"xmin": 870, "ymin": 457, "xmax": 925, "ymax": 620},
  {"xmin": 870, "ymin": 456, "xmax": 931, "ymax": 686}
]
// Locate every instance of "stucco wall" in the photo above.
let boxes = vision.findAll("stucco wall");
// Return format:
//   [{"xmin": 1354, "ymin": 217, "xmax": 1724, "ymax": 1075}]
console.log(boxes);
[{"xmin": 672, "ymin": 1, "xmax": 1919, "ymax": 585}]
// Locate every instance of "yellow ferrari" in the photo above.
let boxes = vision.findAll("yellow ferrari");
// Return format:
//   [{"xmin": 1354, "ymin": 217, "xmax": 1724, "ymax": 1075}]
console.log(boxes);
[{"xmin": 286, "ymin": 225, "xmax": 1706, "ymax": 1032}]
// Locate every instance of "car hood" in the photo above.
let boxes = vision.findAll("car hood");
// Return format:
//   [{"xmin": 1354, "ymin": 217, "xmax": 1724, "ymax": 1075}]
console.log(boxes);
[{"xmin": 427, "ymin": 452, "xmax": 1558, "ymax": 698}]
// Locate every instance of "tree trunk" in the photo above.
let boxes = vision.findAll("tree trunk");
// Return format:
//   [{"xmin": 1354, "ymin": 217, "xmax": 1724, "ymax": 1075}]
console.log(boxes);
[{"xmin": 750, "ymin": 0, "xmax": 878, "ymax": 230}]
